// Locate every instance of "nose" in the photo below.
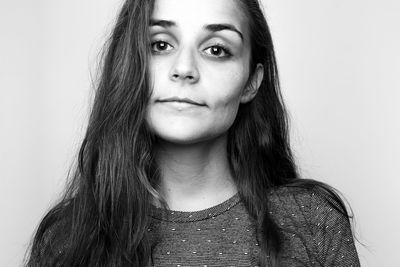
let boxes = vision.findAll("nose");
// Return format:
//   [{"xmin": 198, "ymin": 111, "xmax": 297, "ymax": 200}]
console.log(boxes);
[{"xmin": 169, "ymin": 47, "xmax": 200, "ymax": 84}]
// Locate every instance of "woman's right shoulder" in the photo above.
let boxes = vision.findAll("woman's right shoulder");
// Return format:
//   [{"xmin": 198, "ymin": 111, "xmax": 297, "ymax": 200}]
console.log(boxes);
[{"xmin": 27, "ymin": 200, "xmax": 72, "ymax": 266}]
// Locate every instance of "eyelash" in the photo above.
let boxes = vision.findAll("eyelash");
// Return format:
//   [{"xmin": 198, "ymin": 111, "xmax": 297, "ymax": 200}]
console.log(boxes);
[{"xmin": 150, "ymin": 40, "xmax": 233, "ymax": 59}]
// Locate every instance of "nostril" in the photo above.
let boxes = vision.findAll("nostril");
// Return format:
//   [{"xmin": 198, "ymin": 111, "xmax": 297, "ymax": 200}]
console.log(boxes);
[{"xmin": 170, "ymin": 72, "xmax": 198, "ymax": 82}]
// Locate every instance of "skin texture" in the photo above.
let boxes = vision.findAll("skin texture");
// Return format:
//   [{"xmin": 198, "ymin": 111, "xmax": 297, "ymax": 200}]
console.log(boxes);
[{"xmin": 146, "ymin": 0, "xmax": 263, "ymax": 211}]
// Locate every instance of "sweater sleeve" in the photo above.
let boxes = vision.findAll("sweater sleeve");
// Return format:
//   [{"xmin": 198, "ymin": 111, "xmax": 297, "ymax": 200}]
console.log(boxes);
[{"xmin": 308, "ymin": 191, "xmax": 360, "ymax": 266}]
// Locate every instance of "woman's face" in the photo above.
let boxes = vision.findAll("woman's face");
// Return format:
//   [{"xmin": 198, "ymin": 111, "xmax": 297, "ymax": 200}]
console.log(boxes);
[{"xmin": 146, "ymin": 0, "xmax": 263, "ymax": 145}]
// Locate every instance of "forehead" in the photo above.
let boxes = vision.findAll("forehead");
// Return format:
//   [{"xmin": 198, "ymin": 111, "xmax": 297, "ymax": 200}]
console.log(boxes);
[{"xmin": 152, "ymin": 0, "xmax": 248, "ymax": 33}]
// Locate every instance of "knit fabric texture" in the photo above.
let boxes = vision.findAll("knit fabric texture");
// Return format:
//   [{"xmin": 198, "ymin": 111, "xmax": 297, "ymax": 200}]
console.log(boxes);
[{"xmin": 148, "ymin": 186, "xmax": 360, "ymax": 267}]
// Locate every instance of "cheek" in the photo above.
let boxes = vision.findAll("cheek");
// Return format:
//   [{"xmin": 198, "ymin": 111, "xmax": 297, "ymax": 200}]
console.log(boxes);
[
  {"xmin": 207, "ymin": 66, "xmax": 248, "ymax": 109},
  {"xmin": 149, "ymin": 59, "xmax": 165, "ymax": 97},
  {"xmin": 205, "ymin": 68, "xmax": 248, "ymax": 128},
  {"xmin": 211, "ymin": 95, "xmax": 241, "ymax": 129}
]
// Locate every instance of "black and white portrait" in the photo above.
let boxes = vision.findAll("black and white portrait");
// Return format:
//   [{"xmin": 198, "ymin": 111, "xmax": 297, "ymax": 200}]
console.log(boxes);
[{"xmin": 1, "ymin": 0, "xmax": 399, "ymax": 266}]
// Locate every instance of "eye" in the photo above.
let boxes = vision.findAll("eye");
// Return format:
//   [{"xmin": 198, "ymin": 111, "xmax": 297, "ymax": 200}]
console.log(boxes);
[
  {"xmin": 204, "ymin": 45, "xmax": 232, "ymax": 58},
  {"xmin": 151, "ymin": 41, "xmax": 173, "ymax": 53}
]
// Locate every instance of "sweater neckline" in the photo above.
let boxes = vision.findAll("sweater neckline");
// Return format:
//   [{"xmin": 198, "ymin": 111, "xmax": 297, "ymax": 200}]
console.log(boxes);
[{"xmin": 151, "ymin": 193, "xmax": 241, "ymax": 223}]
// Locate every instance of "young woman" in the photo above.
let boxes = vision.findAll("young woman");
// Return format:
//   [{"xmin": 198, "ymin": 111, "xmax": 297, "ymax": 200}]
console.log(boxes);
[{"xmin": 27, "ymin": 0, "xmax": 360, "ymax": 266}]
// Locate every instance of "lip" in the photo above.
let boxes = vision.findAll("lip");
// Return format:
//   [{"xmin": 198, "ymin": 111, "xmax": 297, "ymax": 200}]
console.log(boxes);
[{"xmin": 157, "ymin": 97, "xmax": 205, "ymax": 106}]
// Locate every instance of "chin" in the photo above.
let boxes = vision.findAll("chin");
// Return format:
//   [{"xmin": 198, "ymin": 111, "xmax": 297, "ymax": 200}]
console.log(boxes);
[
  {"xmin": 146, "ymin": 117, "xmax": 230, "ymax": 146},
  {"xmin": 155, "ymin": 129, "xmax": 208, "ymax": 145}
]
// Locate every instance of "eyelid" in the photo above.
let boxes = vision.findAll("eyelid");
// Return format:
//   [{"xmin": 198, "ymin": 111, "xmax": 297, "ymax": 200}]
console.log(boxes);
[{"xmin": 151, "ymin": 31, "xmax": 177, "ymax": 44}]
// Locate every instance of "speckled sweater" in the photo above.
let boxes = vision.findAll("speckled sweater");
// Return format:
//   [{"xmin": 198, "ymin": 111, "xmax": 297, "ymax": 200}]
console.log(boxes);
[{"xmin": 148, "ymin": 187, "xmax": 360, "ymax": 267}]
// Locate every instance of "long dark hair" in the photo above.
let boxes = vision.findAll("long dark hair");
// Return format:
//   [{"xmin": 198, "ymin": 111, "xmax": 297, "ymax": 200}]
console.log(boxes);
[{"xmin": 26, "ymin": 0, "xmax": 351, "ymax": 266}]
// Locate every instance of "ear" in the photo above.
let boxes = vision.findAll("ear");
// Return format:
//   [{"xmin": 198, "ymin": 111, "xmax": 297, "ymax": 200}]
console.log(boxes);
[{"xmin": 240, "ymin": 63, "xmax": 264, "ymax": 104}]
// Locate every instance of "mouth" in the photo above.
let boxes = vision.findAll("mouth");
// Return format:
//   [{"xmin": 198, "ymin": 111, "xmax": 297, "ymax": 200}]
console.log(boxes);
[{"xmin": 157, "ymin": 97, "xmax": 205, "ymax": 106}]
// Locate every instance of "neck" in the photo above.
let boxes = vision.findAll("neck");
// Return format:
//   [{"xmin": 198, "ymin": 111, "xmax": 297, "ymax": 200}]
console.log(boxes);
[{"xmin": 154, "ymin": 133, "xmax": 237, "ymax": 211}]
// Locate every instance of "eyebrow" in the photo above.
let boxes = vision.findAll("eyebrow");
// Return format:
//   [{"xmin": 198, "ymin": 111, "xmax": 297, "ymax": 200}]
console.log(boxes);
[{"xmin": 150, "ymin": 19, "xmax": 244, "ymax": 41}]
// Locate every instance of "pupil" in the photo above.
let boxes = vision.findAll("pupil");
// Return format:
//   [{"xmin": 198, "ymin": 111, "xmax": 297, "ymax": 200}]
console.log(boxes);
[
  {"xmin": 158, "ymin": 42, "xmax": 166, "ymax": 50},
  {"xmin": 212, "ymin": 47, "xmax": 221, "ymax": 55}
]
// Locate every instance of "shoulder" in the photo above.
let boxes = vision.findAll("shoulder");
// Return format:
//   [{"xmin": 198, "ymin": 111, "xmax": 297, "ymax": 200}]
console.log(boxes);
[
  {"xmin": 266, "ymin": 185, "xmax": 315, "ymax": 219},
  {"xmin": 265, "ymin": 183, "xmax": 360, "ymax": 266},
  {"xmin": 266, "ymin": 183, "xmax": 350, "ymax": 221},
  {"xmin": 266, "ymin": 186, "xmax": 315, "ymax": 229},
  {"xmin": 268, "ymin": 185, "xmax": 350, "ymax": 237},
  {"xmin": 267, "ymin": 185, "xmax": 313, "ymax": 208},
  {"xmin": 28, "ymin": 201, "xmax": 72, "ymax": 266}
]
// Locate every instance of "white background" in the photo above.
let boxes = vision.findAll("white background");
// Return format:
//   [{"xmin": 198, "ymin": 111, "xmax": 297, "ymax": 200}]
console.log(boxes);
[{"xmin": 1, "ymin": 0, "xmax": 399, "ymax": 266}]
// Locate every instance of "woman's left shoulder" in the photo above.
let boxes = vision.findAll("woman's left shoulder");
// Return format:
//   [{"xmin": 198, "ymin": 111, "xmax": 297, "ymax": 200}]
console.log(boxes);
[
  {"xmin": 265, "ymin": 183, "xmax": 356, "ymax": 247},
  {"xmin": 266, "ymin": 182, "xmax": 349, "ymax": 221},
  {"xmin": 266, "ymin": 183, "xmax": 361, "ymax": 266}
]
